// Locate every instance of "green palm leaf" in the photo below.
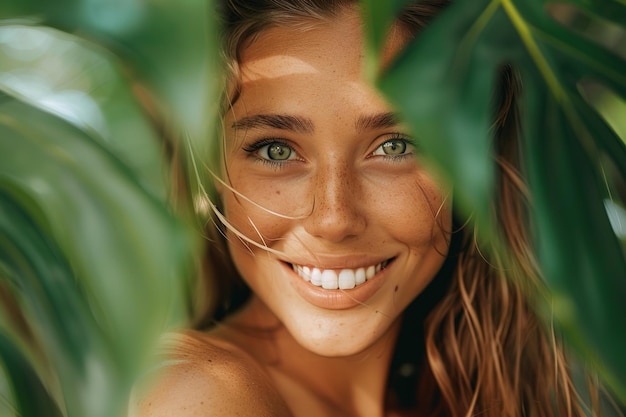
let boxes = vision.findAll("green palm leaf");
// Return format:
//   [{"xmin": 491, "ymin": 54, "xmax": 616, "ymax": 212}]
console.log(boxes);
[
  {"xmin": 0, "ymin": 331, "xmax": 63, "ymax": 417},
  {"xmin": 363, "ymin": 0, "xmax": 626, "ymax": 401},
  {"xmin": 0, "ymin": 0, "xmax": 216, "ymax": 415},
  {"xmin": 0, "ymin": 0, "xmax": 219, "ymax": 155},
  {"xmin": 0, "ymin": 92, "xmax": 194, "ymax": 416}
]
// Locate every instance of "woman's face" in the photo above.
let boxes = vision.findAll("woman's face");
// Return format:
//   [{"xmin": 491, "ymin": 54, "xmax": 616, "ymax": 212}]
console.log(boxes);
[{"xmin": 221, "ymin": 9, "xmax": 452, "ymax": 356}]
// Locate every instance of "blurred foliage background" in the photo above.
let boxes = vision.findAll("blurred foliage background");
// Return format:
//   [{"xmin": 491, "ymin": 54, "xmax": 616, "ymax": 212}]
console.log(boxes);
[{"xmin": 0, "ymin": 0, "xmax": 625, "ymax": 416}]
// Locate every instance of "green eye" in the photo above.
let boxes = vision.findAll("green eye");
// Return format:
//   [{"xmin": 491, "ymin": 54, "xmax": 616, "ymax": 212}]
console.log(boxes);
[
  {"xmin": 381, "ymin": 139, "xmax": 406, "ymax": 155},
  {"xmin": 373, "ymin": 138, "xmax": 412, "ymax": 157},
  {"xmin": 243, "ymin": 139, "xmax": 299, "ymax": 165},
  {"xmin": 265, "ymin": 143, "xmax": 292, "ymax": 160}
]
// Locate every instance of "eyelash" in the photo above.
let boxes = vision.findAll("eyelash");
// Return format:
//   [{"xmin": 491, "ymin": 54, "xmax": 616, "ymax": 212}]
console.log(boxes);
[
  {"xmin": 241, "ymin": 133, "xmax": 417, "ymax": 168},
  {"xmin": 242, "ymin": 138, "xmax": 297, "ymax": 169},
  {"xmin": 372, "ymin": 133, "xmax": 417, "ymax": 161}
]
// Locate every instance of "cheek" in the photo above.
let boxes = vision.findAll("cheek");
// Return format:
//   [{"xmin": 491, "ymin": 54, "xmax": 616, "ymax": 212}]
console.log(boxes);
[
  {"xmin": 223, "ymin": 166, "xmax": 451, "ymax": 250},
  {"xmin": 222, "ymin": 178, "xmax": 309, "ymax": 245},
  {"xmin": 369, "ymin": 173, "xmax": 451, "ymax": 242},
  {"xmin": 384, "ymin": 176, "xmax": 451, "ymax": 301}
]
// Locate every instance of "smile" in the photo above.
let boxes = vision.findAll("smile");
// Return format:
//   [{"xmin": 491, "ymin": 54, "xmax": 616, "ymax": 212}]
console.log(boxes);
[{"xmin": 291, "ymin": 259, "xmax": 392, "ymax": 290}]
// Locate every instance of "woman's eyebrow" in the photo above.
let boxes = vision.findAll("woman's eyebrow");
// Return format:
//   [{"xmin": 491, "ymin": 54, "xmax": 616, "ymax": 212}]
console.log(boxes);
[
  {"xmin": 355, "ymin": 112, "xmax": 399, "ymax": 132},
  {"xmin": 231, "ymin": 114, "xmax": 315, "ymax": 134}
]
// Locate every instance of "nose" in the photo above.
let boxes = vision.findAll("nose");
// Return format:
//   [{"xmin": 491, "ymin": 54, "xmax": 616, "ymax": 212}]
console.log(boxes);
[{"xmin": 303, "ymin": 161, "xmax": 367, "ymax": 242}]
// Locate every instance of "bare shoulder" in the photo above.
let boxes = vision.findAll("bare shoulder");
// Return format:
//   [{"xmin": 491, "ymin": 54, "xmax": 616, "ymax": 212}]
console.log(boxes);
[{"xmin": 129, "ymin": 329, "xmax": 292, "ymax": 417}]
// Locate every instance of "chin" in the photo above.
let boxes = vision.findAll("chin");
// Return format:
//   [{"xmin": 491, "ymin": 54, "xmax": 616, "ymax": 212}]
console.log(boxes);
[{"xmin": 284, "ymin": 311, "xmax": 401, "ymax": 358}]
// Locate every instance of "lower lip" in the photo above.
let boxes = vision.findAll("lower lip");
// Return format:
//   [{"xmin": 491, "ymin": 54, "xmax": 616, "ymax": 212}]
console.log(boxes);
[{"xmin": 286, "ymin": 262, "xmax": 390, "ymax": 310}]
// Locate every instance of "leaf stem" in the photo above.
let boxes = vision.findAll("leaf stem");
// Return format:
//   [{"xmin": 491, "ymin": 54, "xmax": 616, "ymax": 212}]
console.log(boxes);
[{"xmin": 500, "ymin": 0, "xmax": 567, "ymax": 103}]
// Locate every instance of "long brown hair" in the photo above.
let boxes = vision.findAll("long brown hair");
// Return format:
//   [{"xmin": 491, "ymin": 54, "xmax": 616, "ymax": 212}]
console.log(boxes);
[{"xmin": 180, "ymin": 1, "xmax": 602, "ymax": 415}]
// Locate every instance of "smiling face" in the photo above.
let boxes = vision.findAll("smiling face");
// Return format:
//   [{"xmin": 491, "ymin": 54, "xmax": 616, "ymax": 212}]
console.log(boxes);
[{"xmin": 221, "ymin": 8, "xmax": 452, "ymax": 357}]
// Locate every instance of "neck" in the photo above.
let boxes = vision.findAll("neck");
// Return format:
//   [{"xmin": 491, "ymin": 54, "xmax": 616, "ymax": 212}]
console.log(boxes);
[{"xmin": 221, "ymin": 296, "xmax": 402, "ymax": 417}]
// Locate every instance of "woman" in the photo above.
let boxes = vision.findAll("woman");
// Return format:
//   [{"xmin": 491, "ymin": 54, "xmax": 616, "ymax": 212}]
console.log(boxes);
[{"xmin": 131, "ymin": 1, "xmax": 601, "ymax": 416}]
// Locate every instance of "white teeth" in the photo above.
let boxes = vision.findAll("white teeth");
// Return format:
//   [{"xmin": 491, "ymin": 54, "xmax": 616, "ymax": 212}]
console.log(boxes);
[
  {"xmin": 321, "ymin": 270, "xmax": 338, "ymax": 289},
  {"xmin": 338, "ymin": 269, "xmax": 355, "ymax": 290},
  {"xmin": 302, "ymin": 266, "xmax": 311, "ymax": 282},
  {"xmin": 292, "ymin": 261, "xmax": 388, "ymax": 290},
  {"xmin": 310, "ymin": 268, "xmax": 322, "ymax": 286},
  {"xmin": 355, "ymin": 268, "xmax": 366, "ymax": 285}
]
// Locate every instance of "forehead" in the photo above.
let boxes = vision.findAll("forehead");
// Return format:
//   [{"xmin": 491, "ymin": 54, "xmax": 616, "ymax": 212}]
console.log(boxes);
[
  {"xmin": 236, "ymin": 8, "xmax": 406, "ymax": 84},
  {"xmin": 240, "ymin": 14, "xmax": 363, "ymax": 82},
  {"xmin": 220, "ymin": 7, "xmax": 413, "ymax": 144}
]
